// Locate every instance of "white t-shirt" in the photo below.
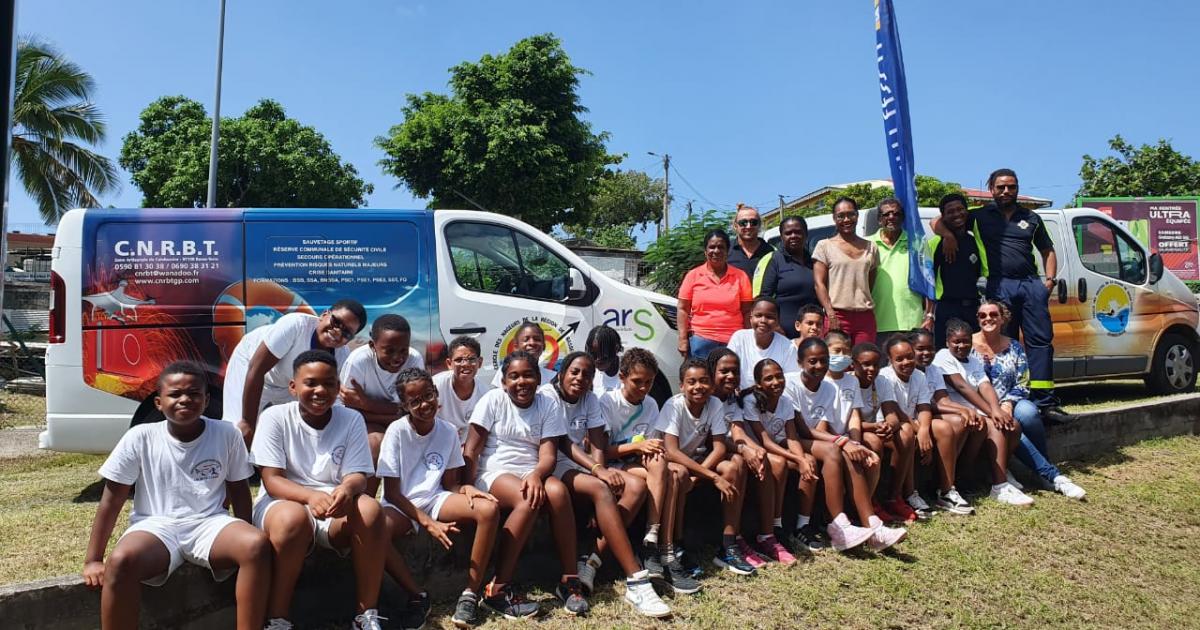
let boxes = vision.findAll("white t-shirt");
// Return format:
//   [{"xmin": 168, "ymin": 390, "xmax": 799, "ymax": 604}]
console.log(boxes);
[
  {"xmin": 653, "ymin": 394, "xmax": 728, "ymax": 458},
  {"xmin": 375, "ymin": 417, "xmax": 465, "ymax": 512},
  {"xmin": 741, "ymin": 391, "xmax": 798, "ymax": 444},
  {"xmin": 726, "ymin": 329, "xmax": 798, "ymax": 389},
  {"xmin": 856, "ymin": 379, "xmax": 882, "ymax": 422},
  {"xmin": 249, "ymin": 403, "xmax": 375, "ymax": 503},
  {"xmin": 599, "ymin": 388, "xmax": 660, "ymax": 446},
  {"xmin": 234, "ymin": 313, "xmax": 350, "ymax": 395},
  {"xmin": 432, "ymin": 370, "xmax": 490, "ymax": 443},
  {"xmin": 592, "ymin": 370, "xmax": 622, "ymax": 395},
  {"xmin": 876, "ymin": 366, "xmax": 931, "ymax": 419},
  {"xmin": 490, "ymin": 365, "xmax": 558, "ymax": 390},
  {"xmin": 921, "ymin": 364, "xmax": 947, "ymax": 402},
  {"xmin": 824, "ymin": 372, "xmax": 864, "ymax": 436},
  {"xmin": 339, "ymin": 344, "xmax": 424, "ymax": 404},
  {"xmin": 933, "ymin": 349, "xmax": 990, "ymax": 409},
  {"xmin": 540, "ymin": 384, "xmax": 607, "ymax": 469},
  {"xmin": 99, "ymin": 418, "xmax": 252, "ymax": 523},
  {"xmin": 469, "ymin": 389, "xmax": 567, "ymax": 477},
  {"xmin": 784, "ymin": 372, "xmax": 839, "ymax": 430}
]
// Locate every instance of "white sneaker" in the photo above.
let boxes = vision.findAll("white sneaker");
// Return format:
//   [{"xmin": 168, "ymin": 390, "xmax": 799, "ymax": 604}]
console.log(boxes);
[
  {"xmin": 906, "ymin": 490, "xmax": 932, "ymax": 512},
  {"xmin": 1053, "ymin": 475, "xmax": 1087, "ymax": 500},
  {"xmin": 577, "ymin": 553, "xmax": 601, "ymax": 593},
  {"xmin": 1005, "ymin": 470, "xmax": 1025, "ymax": 490},
  {"xmin": 826, "ymin": 514, "xmax": 874, "ymax": 551},
  {"xmin": 624, "ymin": 571, "xmax": 671, "ymax": 618},
  {"xmin": 990, "ymin": 482, "xmax": 1034, "ymax": 506},
  {"xmin": 866, "ymin": 516, "xmax": 908, "ymax": 551},
  {"xmin": 352, "ymin": 609, "xmax": 386, "ymax": 630},
  {"xmin": 264, "ymin": 619, "xmax": 293, "ymax": 630},
  {"xmin": 936, "ymin": 487, "xmax": 974, "ymax": 515}
]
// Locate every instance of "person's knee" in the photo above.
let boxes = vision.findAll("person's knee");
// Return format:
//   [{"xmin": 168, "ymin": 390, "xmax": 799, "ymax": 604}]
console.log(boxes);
[
  {"xmin": 474, "ymin": 498, "xmax": 500, "ymax": 524},
  {"xmin": 624, "ymin": 475, "xmax": 647, "ymax": 498},
  {"xmin": 241, "ymin": 531, "xmax": 273, "ymax": 567},
  {"xmin": 106, "ymin": 546, "xmax": 142, "ymax": 581},
  {"xmin": 544, "ymin": 477, "xmax": 571, "ymax": 508},
  {"xmin": 270, "ymin": 506, "xmax": 313, "ymax": 545},
  {"xmin": 356, "ymin": 496, "xmax": 385, "ymax": 530}
]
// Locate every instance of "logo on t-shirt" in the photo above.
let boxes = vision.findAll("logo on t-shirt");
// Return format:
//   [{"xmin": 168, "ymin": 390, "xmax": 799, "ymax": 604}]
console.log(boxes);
[
  {"xmin": 768, "ymin": 417, "xmax": 786, "ymax": 439},
  {"xmin": 840, "ymin": 388, "xmax": 855, "ymax": 403},
  {"xmin": 190, "ymin": 459, "xmax": 222, "ymax": 481},
  {"xmin": 1017, "ymin": 220, "xmax": 1029, "ymax": 230},
  {"xmin": 570, "ymin": 416, "xmax": 589, "ymax": 431},
  {"xmin": 809, "ymin": 405, "xmax": 826, "ymax": 420},
  {"xmin": 424, "ymin": 452, "xmax": 445, "ymax": 471},
  {"xmin": 331, "ymin": 446, "xmax": 346, "ymax": 466}
]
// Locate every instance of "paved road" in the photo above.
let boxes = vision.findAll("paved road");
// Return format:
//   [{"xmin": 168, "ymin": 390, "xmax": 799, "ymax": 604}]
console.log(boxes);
[{"xmin": 0, "ymin": 427, "xmax": 45, "ymax": 459}]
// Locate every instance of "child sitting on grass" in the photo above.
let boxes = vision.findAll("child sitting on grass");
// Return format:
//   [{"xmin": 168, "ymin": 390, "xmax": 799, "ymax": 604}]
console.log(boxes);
[
  {"xmin": 84, "ymin": 361, "xmax": 270, "ymax": 630},
  {"xmin": 872, "ymin": 337, "xmax": 928, "ymax": 524}
]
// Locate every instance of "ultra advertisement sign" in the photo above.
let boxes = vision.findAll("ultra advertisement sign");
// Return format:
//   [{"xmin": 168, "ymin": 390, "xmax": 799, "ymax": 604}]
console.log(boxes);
[{"xmin": 1075, "ymin": 197, "xmax": 1200, "ymax": 281}]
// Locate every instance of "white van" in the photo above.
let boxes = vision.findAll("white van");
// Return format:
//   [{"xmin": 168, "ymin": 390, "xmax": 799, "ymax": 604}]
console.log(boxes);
[
  {"xmin": 41, "ymin": 208, "xmax": 681, "ymax": 453},
  {"xmin": 764, "ymin": 206, "xmax": 1200, "ymax": 394}
]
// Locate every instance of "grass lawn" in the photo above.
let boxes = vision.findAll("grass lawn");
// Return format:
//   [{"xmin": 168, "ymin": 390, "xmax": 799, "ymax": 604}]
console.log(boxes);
[
  {"xmin": 0, "ymin": 391, "xmax": 46, "ymax": 429},
  {"xmin": 3, "ymin": 436, "xmax": 1199, "ymax": 628},
  {"xmin": 1057, "ymin": 379, "xmax": 1199, "ymax": 413}
]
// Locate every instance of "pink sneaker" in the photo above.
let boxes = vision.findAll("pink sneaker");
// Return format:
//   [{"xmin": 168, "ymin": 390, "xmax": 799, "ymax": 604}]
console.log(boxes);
[
  {"xmin": 756, "ymin": 535, "xmax": 797, "ymax": 566},
  {"xmin": 735, "ymin": 537, "xmax": 769, "ymax": 568},
  {"xmin": 826, "ymin": 517, "xmax": 874, "ymax": 552},
  {"xmin": 867, "ymin": 523, "xmax": 908, "ymax": 552}
]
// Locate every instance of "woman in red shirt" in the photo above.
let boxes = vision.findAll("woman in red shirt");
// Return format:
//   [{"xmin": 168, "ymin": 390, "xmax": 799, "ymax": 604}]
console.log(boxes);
[{"xmin": 677, "ymin": 229, "xmax": 753, "ymax": 358}]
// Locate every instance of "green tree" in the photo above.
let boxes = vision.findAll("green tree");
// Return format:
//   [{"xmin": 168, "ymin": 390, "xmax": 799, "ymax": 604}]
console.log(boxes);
[
  {"xmin": 834, "ymin": 175, "xmax": 964, "ymax": 213},
  {"xmin": 563, "ymin": 168, "xmax": 664, "ymax": 248},
  {"xmin": 10, "ymin": 39, "xmax": 120, "ymax": 224},
  {"xmin": 1077, "ymin": 135, "xmax": 1200, "ymax": 198},
  {"xmin": 641, "ymin": 210, "xmax": 731, "ymax": 294},
  {"xmin": 376, "ymin": 34, "xmax": 613, "ymax": 231},
  {"xmin": 120, "ymin": 96, "xmax": 371, "ymax": 207}
]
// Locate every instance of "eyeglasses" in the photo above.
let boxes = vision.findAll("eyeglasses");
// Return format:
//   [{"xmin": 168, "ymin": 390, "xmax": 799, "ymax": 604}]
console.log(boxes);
[
  {"xmin": 994, "ymin": 184, "xmax": 1017, "ymax": 191},
  {"xmin": 834, "ymin": 211, "xmax": 859, "ymax": 221},
  {"xmin": 326, "ymin": 312, "xmax": 353, "ymax": 338},
  {"xmin": 977, "ymin": 312, "xmax": 1001, "ymax": 321},
  {"xmin": 404, "ymin": 390, "xmax": 439, "ymax": 406},
  {"xmin": 451, "ymin": 356, "xmax": 481, "ymax": 366},
  {"xmin": 736, "ymin": 218, "xmax": 761, "ymax": 227},
  {"xmin": 879, "ymin": 210, "xmax": 903, "ymax": 218}
]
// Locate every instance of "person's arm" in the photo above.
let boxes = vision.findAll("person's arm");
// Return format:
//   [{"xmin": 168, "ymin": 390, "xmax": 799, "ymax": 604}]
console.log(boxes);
[
  {"xmin": 697, "ymin": 432, "xmax": 728, "ymax": 473},
  {"xmin": 1007, "ymin": 344, "xmax": 1032, "ymax": 402},
  {"xmin": 663, "ymin": 432, "xmax": 731, "ymax": 499},
  {"xmin": 930, "ymin": 216, "xmax": 958, "ymax": 262},
  {"xmin": 1041, "ymin": 249, "xmax": 1058, "ymax": 291},
  {"xmin": 462, "ymin": 424, "xmax": 488, "ymax": 487},
  {"xmin": 781, "ymin": 419, "xmax": 818, "ymax": 481},
  {"xmin": 520, "ymin": 437, "xmax": 558, "ymax": 510},
  {"xmin": 941, "ymin": 369, "xmax": 994, "ymax": 415},
  {"xmin": 791, "ymin": 411, "xmax": 877, "ymax": 467},
  {"xmin": 740, "ymin": 301, "xmax": 752, "ymax": 329},
  {"xmin": 749, "ymin": 420, "xmax": 804, "ymax": 468},
  {"xmin": 914, "ymin": 403, "xmax": 935, "ymax": 464},
  {"xmin": 728, "ymin": 420, "xmax": 766, "ymax": 480},
  {"xmin": 846, "ymin": 408, "xmax": 864, "ymax": 443},
  {"xmin": 922, "ymin": 297, "xmax": 934, "ymax": 331},
  {"xmin": 581, "ymin": 426, "xmax": 627, "ymax": 492},
  {"xmin": 238, "ymin": 343, "xmax": 282, "ymax": 443},
  {"xmin": 339, "ymin": 378, "xmax": 403, "ymax": 425},
  {"xmin": 978, "ymin": 380, "xmax": 1015, "ymax": 431},
  {"xmin": 383, "ymin": 476, "xmax": 458, "ymax": 549},
  {"xmin": 676, "ymin": 298, "xmax": 692, "ymax": 356},
  {"xmin": 868, "ymin": 243, "xmax": 878, "ymax": 292},
  {"xmin": 758, "ymin": 256, "xmax": 779, "ymax": 299},
  {"xmin": 813, "ymin": 259, "xmax": 840, "ymax": 331},
  {"xmin": 226, "ymin": 479, "xmax": 253, "ymax": 523},
  {"xmin": 261, "ymin": 466, "xmax": 336, "ymax": 517},
  {"xmin": 739, "ymin": 272, "xmax": 753, "ymax": 328},
  {"xmin": 82, "ymin": 480, "xmax": 132, "ymax": 588},
  {"xmin": 443, "ymin": 466, "xmax": 497, "ymax": 505}
]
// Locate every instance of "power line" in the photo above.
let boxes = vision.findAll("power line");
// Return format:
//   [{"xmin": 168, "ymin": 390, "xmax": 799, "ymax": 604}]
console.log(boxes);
[{"xmin": 669, "ymin": 162, "xmax": 723, "ymax": 210}]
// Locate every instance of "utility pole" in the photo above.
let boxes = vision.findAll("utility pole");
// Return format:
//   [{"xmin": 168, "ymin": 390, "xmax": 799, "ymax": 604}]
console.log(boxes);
[
  {"xmin": 205, "ymin": 0, "xmax": 227, "ymax": 208},
  {"xmin": 648, "ymin": 151, "xmax": 670, "ymax": 237},
  {"xmin": 778, "ymin": 194, "xmax": 785, "ymax": 216},
  {"xmin": 2, "ymin": 0, "xmax": 17, "ymax": 323},
  {"xmin": 686, "ymin": 200, "xmax": 693, "ymax": 220}
]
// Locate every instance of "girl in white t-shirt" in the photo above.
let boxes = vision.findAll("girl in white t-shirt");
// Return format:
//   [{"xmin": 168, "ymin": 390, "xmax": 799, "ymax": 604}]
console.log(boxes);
[
  {"xmin": 726, "ymin": 297, "xmax": 798, "ymax": 389},
  {"xmin": 872, "ymin": 338, "xmax": 927, "ymax": 525},
  {"xmin": 432, "ymin": 336, "xmax": 490, "ymax": 443},
  {"xmin": 545, "ymin": 352, "xmax": 670, "ymax": 618},
  {"xmin": 934, "ymin": 319, "xmax": 1032, "ymax": 507},
  {"xmin": 821, "ymin": 331, "xmax": 866, "ymax": 439},
  {"xmin": 909, "ymin": 328, "xmax": 975, "ymax": 515},
  {"xmin": 84, "ymin": 362, "xmax": 269, "ymax": 630},
  {"xmin": 463, "ymin": 351, "xmax": 580, "ymax": 618},
  {"xmin": 586, "ymin": 325, "xmax": 624, "ymax": 395},
  {"xmin": 378, "ymin": 368, "xmax": 500, "ymax": 628},
  {"xmin": 489, "ymin": 322, "xmax": 558, "ymax": 388}
]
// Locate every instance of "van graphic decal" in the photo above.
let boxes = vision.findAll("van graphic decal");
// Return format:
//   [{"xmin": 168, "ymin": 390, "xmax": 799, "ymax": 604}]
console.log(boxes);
[
  {"xmin": 1093, "ymin": 282, "xmax": 1134, "ymax": 336},
  {"xmin": 492, "ymin": 317, "xmax": 577, "ymax": 371}
]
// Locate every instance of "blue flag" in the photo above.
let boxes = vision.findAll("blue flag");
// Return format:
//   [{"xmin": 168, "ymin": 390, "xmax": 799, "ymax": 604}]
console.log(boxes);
[{"xmin": 875, "ymin": 0, "xmax": 935, "ymax": 299}]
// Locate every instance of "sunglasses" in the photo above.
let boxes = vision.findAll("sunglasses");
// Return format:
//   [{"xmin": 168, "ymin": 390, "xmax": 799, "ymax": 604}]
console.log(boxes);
[
  {"xmin": 977, "ymin": 311, "xmax": 1001, "ymax": 321},
  {"xmin": 994, "ymin": 184, "xmax": 1017, "ymax": 191},
  {"xmin": 879, "ymin": 210, "xmax": 903, "ymax": 218},
  {"xmin": 326, "ymin": 312, "xmax": 353, "ymax": 338},
  {"xmin": 737, "ymin": 218, "xmax": 761, "ymax": 227}
]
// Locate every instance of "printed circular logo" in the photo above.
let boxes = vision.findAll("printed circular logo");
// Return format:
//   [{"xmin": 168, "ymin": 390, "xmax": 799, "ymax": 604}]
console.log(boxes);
[
  {"xmin": 331, "ymin": 446, "xmax": 346, "ymax": 466},
  {"xmin": 809, "ymin": 405, "xmax": 826, "ymax": 421},
  {"xmin": 840, "ymin": 388, "xmax": 856, "ymax": 403},
  {"xmin": 190, "ymin": 459, "xmax": 222, "ymax": 481},
  {"xmin": 768, "ymin": 417, "xmax": 786, "ymax": 439},
  {"xmin": 1093, "ymin": 282, "xmax": 1133, "ymax": 336},
  {"xmin": 493, "ymin": 317, "xmax": 576, "ymax": 371},
  {"xmin": 424, "ymin": 452, "xmax": 445, "ymax": 471}
]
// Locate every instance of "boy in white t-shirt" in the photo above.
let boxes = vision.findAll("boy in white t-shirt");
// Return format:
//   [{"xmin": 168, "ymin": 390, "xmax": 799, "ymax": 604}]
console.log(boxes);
[
  {"xmin": 249, "ymin": 350, "xmax": 387, "ymax": 630},
  {"xmin": 727, "ymin": 298, "xmax": 798, "ymax": 389},
  {"xmin": 873, "ymin": 338, "xmax": 927, "ymax": 524},
  {"xmin": 909, "ymin": 328, "xmax": 975, "ymax": 515},
  {"xmin": 83, "ymin": 362, "xmax": 270, "ymax": 630},
  {"xmin": 586, "ymin": 324, "xmax": 624, "ymax": 395},
  {"xmin": 432, "ymin": 336, "xmax": 490, "ymax": 444},
  {"xmin": 378, "ymin": 368, "xmax": 500, "ymax": 629},
  {"xmin": 223, "ymin": 299, "xmax": 367, "ymax": 446}
]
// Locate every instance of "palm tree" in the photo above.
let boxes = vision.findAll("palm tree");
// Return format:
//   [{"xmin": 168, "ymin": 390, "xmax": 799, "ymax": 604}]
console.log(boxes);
[{"xmin": 10, "ymin": 38, "xmax": 120, "ymax": 224}]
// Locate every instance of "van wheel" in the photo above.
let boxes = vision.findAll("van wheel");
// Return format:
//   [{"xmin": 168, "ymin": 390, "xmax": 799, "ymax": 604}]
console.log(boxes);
[
  {"xmin": 130, "ymin": 387, "xmax": 224, "ymax": 427},
  {"xmin": 1145, "ymin": 333, "xmax": 1197, "ymax": 394}
]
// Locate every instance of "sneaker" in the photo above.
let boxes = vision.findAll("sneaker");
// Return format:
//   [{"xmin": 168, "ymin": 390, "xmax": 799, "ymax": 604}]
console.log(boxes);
[
  {"xmin": 866, "ymin": 518, "xmax": 908, "ymax": 552},
  {"xmin": 826, "ymin": 517, "xmax": 874, "ymax": 552},
  {"xmin": 990, "ymin": 481, "xmax": 1034, "ymax": 506},
  {"xmin": 264, "ymin": 619, "xmax": 293, "ymax": 630},
  {"xmin": 642, "ymin": 546, "xmax": 665, "ymax": 579},
  {"xmin": 713, "ymin": 544, "xmax": 757, "ymax": 575},
  {"xmin": 576, "ymin": 553, "xmax": 601, "ymax": 593},
  {"xmin": 555, "ymin": 577, "xmax": 590, "ymax": 616},
  {"xmin": 664, "ymin": 555, "xmax": 702, "ymax": 594},
  {"xmin": 936, "ymin": 487, "xmax": 974, "ymax": 515},
  {"xmin": 624, "ymin": 572, "xmax": 672, "ymax": 618},
  {"xmin": 906, "ymin": 491, "xmax": 936, "ymax": 520},
  {"xmin": 482, "ymin": 582, "xmax": 540, "ymax": 620},
  {"xmin": 1005, "ymin": 470, "xmax": 1025, "ymax": 491},
  {"xmin": 791, "ymin": 523, "xmax": 830, "ymax": 551},
  {"xmin": 1053, "ymin": 475, "xmax": 1087, "ymax": 500},
  {"xmin": 352, "ymin": 609, "xmax": 387, "ymax": 630},
  {"xmin": 1042, "ymin": 405, "xmax": 1073, "ymax": 426},
  {"xmin": 676, "ymin": 546, "xmax": 702, "ymax": 578},
  {"xmin": 735, "ymin": 536, "xmax": 770, "ymax": 568},
  {"xmin": 885, "ymin": 498, "xmax": 919, "ymax": 524},
  {"xmin": 873, "ymin": 501, "xmax": 901, "ymax": 524},
  {"xmin": 399, "ymin": 593, "xmax": 431, "ymax": 630},
  {"xmin": 451, "ymin": 592, "xmax": 480, "ymax": 628},
  {"xmin": 756, "ymin": 535, "xmax": 797, "ymax": 566}
]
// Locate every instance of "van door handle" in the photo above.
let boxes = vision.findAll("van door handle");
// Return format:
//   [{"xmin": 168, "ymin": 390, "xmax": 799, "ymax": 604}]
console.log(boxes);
[
  {"xmin": 1078, "ymin": 278, "xmax": 1088, "ymax": 302},
  {"xmin": 1057, "ymin": 278, "xmax": 1067, "ymax": 304},
  {"xmin": 449, "ymin": 326, "xmax": 486, "ymax": 335}
]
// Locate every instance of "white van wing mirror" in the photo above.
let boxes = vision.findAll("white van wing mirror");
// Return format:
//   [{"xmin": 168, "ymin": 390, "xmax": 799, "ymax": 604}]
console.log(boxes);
[
  {"xmin": 1149, "ymin": 253, "xmax": 1164, "ymax": 284},
  {"xmin": 568, "ymin": 267, "xmax": 587, "ymax": 299}
]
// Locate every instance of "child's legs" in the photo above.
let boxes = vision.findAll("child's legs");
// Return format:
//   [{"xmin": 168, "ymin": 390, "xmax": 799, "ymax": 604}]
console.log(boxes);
[
  {"xmin": 764, "ymin": 453, "xmax": 788, "ymax": 534},
  {"xmin": 959, "ymin": 420, "xmax": 988, "ymax": 478},
  {"xmin": 806, "ymin": 441, "xmax": 846, "ymax": 517},
  {"xmin": 261, "ymin": 501, "xmax": 315, "ymax": 618},
  {"xmin": 860, "ymin": 432, "xmax": 884, "ymax": 494},
  {"xmin": 627, "ymin": 456, "xmax": 667, "ymax": 531},
  {"xmin": 668, "ymin": 464, "xmax": 690, "ymax": 546},
  {"xmin": 435, "ymin": 493, "xmax": 501, "ymax": 594},
  {"xmin": 326, "ymin": 495, "xmax": 388, "ymax": 613},
  {"xmin": 891, "ymin": 423, "xmax": 917, "ymax": 497},
  {"xmin": 931, "ymin": 417, "xmax": 960, "ymax": 491},
  {"xmin": 381, "ymin": 508, "xmax": 422, "ymax": 594},
  {"xmin": 542, "ymin": 475, "xmax": 577, "ymax": 576},
  {"xmin": 565, "ymin": 472, "xmax": 640, "ymax": 577},
  {"xmin": 716, "ymin": 455, "xmax": 747, "ymax": 535},
  {"xmin": 207, "ymin": 521, "xmax": 272, "ymax": 630},
  {"xmin": 485, "ymin": 474, "xmax": 539, "ymax": 585},
  {"xmin": 841, "ymin": 452, "xmax": 877, "ymax": 524},
  {"xmin": 364, "ymin": 424, "xmax": 387, "ymax": 497},
  {"xmin": 982, "ymin": 418, "xmax": 1010, "ymax": 484},
  {"xmin": 103, "ymin": 531, "xmax": 173, "ymax": 630},
  {"xmin": 613, "ymin": 469, "xmax": 648, "ymax": 526}
]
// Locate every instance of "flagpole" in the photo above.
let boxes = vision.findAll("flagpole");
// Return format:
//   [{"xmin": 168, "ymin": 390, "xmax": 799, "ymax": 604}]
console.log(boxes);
[{"xmin": 205, "ymin": 0, "xmax": 226, "ymax": 208}]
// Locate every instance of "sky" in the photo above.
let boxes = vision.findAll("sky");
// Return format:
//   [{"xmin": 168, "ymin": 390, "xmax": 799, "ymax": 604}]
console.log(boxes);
[{"xmin": 11, "ymin": 1, "xmax": 1200, "ymax": 245}]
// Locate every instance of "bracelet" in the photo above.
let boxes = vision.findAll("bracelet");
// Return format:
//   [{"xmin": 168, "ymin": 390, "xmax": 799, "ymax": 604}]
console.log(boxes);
[
  {"xmin": 590, "ymin": 463, "xmax": 603, "ymax": 474},
  {"xmin": 834, "ymin": 435, "xmax": 849, "ymax": 448}
]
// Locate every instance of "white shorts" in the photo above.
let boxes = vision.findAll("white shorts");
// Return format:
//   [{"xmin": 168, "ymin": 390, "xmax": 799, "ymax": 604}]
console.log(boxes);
[
  {"xmin": 553, "ymin": 457, "xmax": 588, "ymax": 479},
  {"xmin": 121, "ymin": 514, "xmax": 241, "ymax": 587},
  {"xmin": 382, "ymin": 491, "xmax": 453, "ymax": 535},
  {"xmin": 252, "ymin": 495, "xmax": 349, "ymax": 557},
  {"xmin": 475, "ymin": 468, "xmax": 533, "ymax": 493}
]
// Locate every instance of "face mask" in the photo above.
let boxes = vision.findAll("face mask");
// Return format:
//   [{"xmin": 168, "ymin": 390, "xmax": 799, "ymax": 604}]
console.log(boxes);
[{"xmin": 828, "ymin": 353, "xmax": 852, "ymax": 372}]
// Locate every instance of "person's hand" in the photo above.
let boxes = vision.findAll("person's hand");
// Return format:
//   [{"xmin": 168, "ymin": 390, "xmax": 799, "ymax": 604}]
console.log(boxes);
[
  {"xmin": 844, "ymin": 442, "xmax": 878, "ymax": 467},
  {"xmin": 326, "ymin": 484, "xmax": 354, "ymax": 518},
  {"xmin": 797, "ymin": 453, "xmax": 818, "ymax": 482},
  {"xmin": 307, "ymin": 491, "xmax": 335, "ymax": 519},
  {"xmin": 462, "ymin": 486, "xmax": 498, "ymax": 510},
  {"xmin": 994, "ymin": 404, "xmax": 1017, "ymax": 432},
  {"xmin": 635, "ymin": 438, "xmax": 665, "ymax": 456},
  {"xmin": 884, "ymin": 417, "xmax": 902, "ymax": 442},
  {"xmin": 741, "ymin": 444, "xmax": 766, "ymax": 480},
  {"xmin": 340, "ymin": 379, "xmax": 368, "ymax": 408},
  {"xmin": 596, "ymin": 467, "xmax": 625, "ymax": 494},
  {"xmin": 82, "ymin": 561, "xmax": 105, "ymax": 589},
  {"xmin": 421, "ymin": 517, "xmax": 460, "ymax": 550},
  {"xmin": 942, "ymin": 232, "xmax": 959, "ymax": 263},
  {"xmin": 921, "ymin": 314, "xmax": 934, "ymax": 331},
  {"xmin": 236, "ymin": 420, "xmax": 254, "ymax": 447},
  {"xmin": 712, "ymin": 474, "xmax": 738, "ymax": 501},
  {"xmin": 678, "ymin": 337, "xmax": 689, "ymax": 357},
  {"xmin": 873, "ymin": 421, "xmax": 895, "ymax": 441},
  {"xmin": 917, "ymin": 426, "xmax": 934, "ymax": 465},
  {"xmin": 1043, "ymin": 278, "xmax": 1056, "ymax": 292},
  {"xmin": 521, "ymin": 475, "xmax": 546, "ymax": 510},
  {"xmin": 962, "ymin": 408, "xmax": 984, "ymax": 431},
  {"xmin": 826, "ymin": 311, "xmax": 843, "ymax": 332}
]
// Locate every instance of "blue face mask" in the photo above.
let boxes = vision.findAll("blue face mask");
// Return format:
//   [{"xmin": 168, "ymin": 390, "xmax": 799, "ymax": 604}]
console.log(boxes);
[{"xmin": 828, "ymin": 353, "xmax": 852, "ymax": 372}]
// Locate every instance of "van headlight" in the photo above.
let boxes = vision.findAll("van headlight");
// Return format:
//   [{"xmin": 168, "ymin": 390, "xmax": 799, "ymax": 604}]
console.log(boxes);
[{"xmin": 652, "ymin": 303, "xmax": 678, "ymax": 330}]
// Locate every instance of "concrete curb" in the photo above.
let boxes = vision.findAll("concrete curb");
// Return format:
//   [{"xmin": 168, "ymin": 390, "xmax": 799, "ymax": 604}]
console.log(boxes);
[{"xmin": 2, "ymin": 394, "xmax": 1197, "ymax": 629}]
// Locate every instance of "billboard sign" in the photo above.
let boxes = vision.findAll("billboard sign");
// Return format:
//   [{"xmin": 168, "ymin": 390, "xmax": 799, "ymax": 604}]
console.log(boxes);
[{"xmin": 1075, "ymin": 196, "xmax": 1200, "ymax": 281}]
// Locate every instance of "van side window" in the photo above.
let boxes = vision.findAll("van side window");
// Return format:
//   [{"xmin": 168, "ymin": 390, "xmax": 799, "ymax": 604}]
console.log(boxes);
[
  {"xmin": 445, "ymin": 221, "xmax": 573, "ymax": 301},
  {"xmin": 808, "ymin": 226, "xmax": 835, "ymax": 254},
  {"xmin": 1073, "ymin": 217, "xmax": 1146, "ymax": 285}
]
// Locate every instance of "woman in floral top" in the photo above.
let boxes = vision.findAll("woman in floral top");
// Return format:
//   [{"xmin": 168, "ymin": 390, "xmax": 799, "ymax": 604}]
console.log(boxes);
[{"xmin": 971, "ymin": 300, "xmax": 1086, "ymax": 499}]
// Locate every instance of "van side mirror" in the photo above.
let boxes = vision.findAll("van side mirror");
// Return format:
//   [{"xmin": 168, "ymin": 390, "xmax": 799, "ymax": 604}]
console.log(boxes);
[
  {"xmin": 568, "ymin": 268, "xmax": 587, "ymax": 299},
  {"xmin": 1149, "ymin": 253, "xmax": 1164, "ymax": 284}
]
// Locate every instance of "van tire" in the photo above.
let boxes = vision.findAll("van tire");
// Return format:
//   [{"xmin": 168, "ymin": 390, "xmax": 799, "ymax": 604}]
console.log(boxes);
[
  {"xmin": 130, "ymin": 387, "xmax": 224, "ymax": 427},
  {"xmin": 1145, "ymin": 333, "xmax": 1197, "ymax": 395}
]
